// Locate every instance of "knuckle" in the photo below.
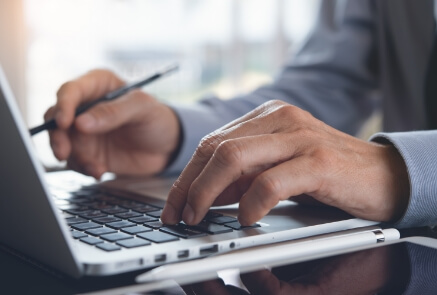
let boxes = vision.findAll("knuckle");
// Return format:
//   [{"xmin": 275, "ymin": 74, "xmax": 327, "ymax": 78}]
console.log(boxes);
[
  {"xmin": 44, "ymin": 106, "xmax": 55, "ymax": 120},
  {"xmin": 293, "ymin": 126, "xmax": 317, "ymax": 140},
  {"xmin": 56, "ymin": 81, "xmax": 75, "ymax": 100},
  {"xmin": 170, "ymin": 179, "xmax": 186, "ymax": 195},
  {"xmin": 265, "ymin": 99, "xmax": 287, "ymax": 108},
  {"xmin": 273, "ymin": 104, "xmax": 312, "ymax": 123},
  {"xmin": 196, "ymin": 133, "xmax": 223, "ymax": 159},
  {"xmin": 213, "ymin": 140, "xmax": 244, "ymax": 168},
  {"xmin": 276, "ymin": 104, "xmax": 299, "ymax": 118}
]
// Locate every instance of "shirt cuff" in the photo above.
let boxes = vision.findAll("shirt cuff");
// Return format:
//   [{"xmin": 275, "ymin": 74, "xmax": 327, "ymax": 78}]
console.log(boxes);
[
  {"xmin": 163, "ymin": 102, "xmax": 231, "ymax": 175},
  {"xmin": 370, "ymin": 131, "xmax": 437, "ymax": 228}
]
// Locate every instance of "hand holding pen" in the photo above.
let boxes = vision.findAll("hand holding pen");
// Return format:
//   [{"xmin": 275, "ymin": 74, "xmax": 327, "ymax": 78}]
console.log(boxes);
[
  {"xmin": 30, "ymin": 64, "xmax": 178, "ymax": 135},
  {"xmin": 40, "ymin": 65, "xmax": 181, "ymax": 179}
]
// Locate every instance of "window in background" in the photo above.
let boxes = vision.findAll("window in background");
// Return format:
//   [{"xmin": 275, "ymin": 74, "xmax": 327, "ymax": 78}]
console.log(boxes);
[{"xmin": 24, "ymin": 0, "xmax": 319, "ymax": 166}]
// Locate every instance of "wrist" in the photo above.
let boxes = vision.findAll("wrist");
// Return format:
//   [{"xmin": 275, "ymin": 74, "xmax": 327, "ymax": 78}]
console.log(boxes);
[{"xmin": 371, "ymin": 140, "xmax": 410, "ymax": 222}]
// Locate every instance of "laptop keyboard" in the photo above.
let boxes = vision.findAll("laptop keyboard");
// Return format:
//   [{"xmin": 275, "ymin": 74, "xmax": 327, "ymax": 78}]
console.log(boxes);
[{"xmin": 52, "ymin": 186, "xmax": 260, "ymax": 252}]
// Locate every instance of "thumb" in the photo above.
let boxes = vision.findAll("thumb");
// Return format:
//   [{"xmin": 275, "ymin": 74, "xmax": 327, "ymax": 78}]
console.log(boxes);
[{"xmin": 74, "ymin": 90, "xmax": 154, "ymax": 133}]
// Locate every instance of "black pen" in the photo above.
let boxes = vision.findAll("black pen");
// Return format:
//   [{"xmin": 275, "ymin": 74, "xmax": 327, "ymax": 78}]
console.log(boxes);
[{"xmin": 29, "ymin": 64, "xmax": 179, "ymax": 136}]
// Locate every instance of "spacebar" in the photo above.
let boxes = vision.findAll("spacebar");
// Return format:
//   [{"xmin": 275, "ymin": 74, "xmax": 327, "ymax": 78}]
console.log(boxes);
[{"xmin": 160, "ymin": 225, "xmax": 207, "ymax": 239}]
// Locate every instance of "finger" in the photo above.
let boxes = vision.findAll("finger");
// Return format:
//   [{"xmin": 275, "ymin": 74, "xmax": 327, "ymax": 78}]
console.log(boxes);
[
  {"xmin": 66, "ymin": 132, "xmax": 107, "ymax": 178},
  {"xmin": 74, "ymin": 89, "xmax": 154, "ymax": 134},
  {"xmin": 54, "ymin": 70, "xmax": 125, "ymax": 129},
  {"xmin": 182, "ymin": 134, "xmax": 300, "ymax": 225},
  {"xmin": 45, "ymin": 106, "xmax": 72, "ymax": 160},
  {"xmin": 238, "ymin": 156, "xmax": 322, "ymax": 225},
  {"xmin": 49, "ymin": 129, "xmax": 71, "ymax": 161},
  {"xmin": 44, "ymin": 106, "xmax": 55, "ymax": 121},
  {"xmin": 212, "ymin": 174, "xmax": 255, "ymax": 207}
]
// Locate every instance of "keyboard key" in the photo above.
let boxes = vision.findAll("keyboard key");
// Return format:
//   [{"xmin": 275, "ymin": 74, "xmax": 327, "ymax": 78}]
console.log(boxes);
[
  {"xmin": 133, "ymin": 205, "xmax": 160, "ymax": 213},
  {"xmin": 129, "ymin": 216, "xmax": 158, "ymax": 224},
  {"xmin": 80, "ymin": 236, "xmax": 103, "ymax": 245},
  {"xmin": 146, "ymin": 210, "xmax": 163, "ymax": 218},
  {"xmin": 117, "ymin": 238, "xmax": 151, "ymax": 248},
  {"xmin": 143, "ymin": 220, "xmax": 165, "ymax": 229},
  {"xmin": 102, "ymin": 207, "xmax": 128, "ymax": 215},
  {"xmin": 65, "ymin": 206, "xmax": 90, "ymax": 215},
  {"xmin": 121, "ymin": 225, "xmax": 152, "ymax": 235},
  {"xmin": 191, "ymin": 221, "xmax": 233, "ymax": 235},
  {"xmin": 93, "ymin": 216, "xmax": 121, "ymax": 224},
  {"xmin": 96, "ymin": 243, "xmax": 121, "ymax": 252},
  {"xmin": 58, "ymin": 204, "xmax": 81, "ymax": 211},
  {"xmin": 204, "ymin": 211, "xmax": 223, "ymax": 219},
  {"xmin": 79, "ymin": 210, "xmax": 107, "ymax": 219},
  {"xmin": 68, "ymin": 198, "xmax": 93, "ymax": 204},
  {"xmin": 207, "ymin": 216, "xmax": 238, "ymax": 224},
  {"xmin": 138, "ymin": 231, "xmax": 179, "ymax": 243},
  {"xmin": 118, "ymin": 200, "xmax": 145, "ymax": 209},
  {"xmin": 66, "ymin": 217, "xmax": 88, "ymax": 225},
  {"xmin": 71, "ymin": 222, "xmax": 102, "ymax": 231},
  {"xmin": 71, "ymin": 230, "xmax": 87, "ymax": 239},
  {"xmin": 115, "ymin": 211, "xmax": 142, "ymax": 219},
  {"xmin": 160, "ymin": 225, "xmax": 207, "ymax": 239},
  {"xmin": 224, "ymin": 221, "xmax": 261, "ymax": 230},
  {"xmin": 100, "ymin": 232, "xmax": 133, "ymax": 242},
  {"xmin": 90, "ymin": 203, "xmax": 113, "ymax": 210},
  {"xmin": 72, "ymin": 190, "xmax": 98, "ymax": 197},
  {"xmin": 86, "ymin": 227, "xmax": 117, "ymax": 236},
  {"xmin": 94, "ymin": 195, "xmax": 118, "ymax": 202},
  {"xmin": 106, "ymin": 220, "xmax": 136, "ymax": 229}
]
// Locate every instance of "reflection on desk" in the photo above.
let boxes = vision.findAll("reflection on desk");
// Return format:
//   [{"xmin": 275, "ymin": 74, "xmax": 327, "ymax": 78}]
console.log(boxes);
[
  {"xmin": 3, "ymin": 238, "xmax": 437, "ymax": 294},
  {"xmin": 182, "ymin": 242, "xmax": 437, "ymax": 295}
]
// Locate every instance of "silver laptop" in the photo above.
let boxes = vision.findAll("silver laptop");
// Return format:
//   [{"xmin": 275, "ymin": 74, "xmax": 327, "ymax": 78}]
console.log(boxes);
[{"xmin": 0, "ymin": 66, "xmax": 378, "ymax": 278}]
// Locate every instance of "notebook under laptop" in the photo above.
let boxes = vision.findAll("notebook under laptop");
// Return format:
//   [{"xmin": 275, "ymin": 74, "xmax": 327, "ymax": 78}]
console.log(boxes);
[{"xmin": 0, "ymin": 66, "xmax": 380, "ymax": 278}]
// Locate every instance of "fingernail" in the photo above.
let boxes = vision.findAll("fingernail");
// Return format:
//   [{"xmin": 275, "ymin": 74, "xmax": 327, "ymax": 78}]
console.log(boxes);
[
  {"xmin": 182, "ymin": 204, "xmax": 195, "ymax": 224},
  {"xmin": 78, "ymin": 114, "xmax": 96, "ymax": 129},
  {"xmin": 238, "ymin": 216, "xmax": 250, "ymax": 227},
  {"xmin": 161, "ymin": 206, "xmax": 176, "ymax": 224}
]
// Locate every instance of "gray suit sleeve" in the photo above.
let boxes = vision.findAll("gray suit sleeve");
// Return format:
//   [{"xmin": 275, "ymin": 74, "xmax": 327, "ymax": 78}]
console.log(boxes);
[
  {"xmin": 371, "ymin": 131, "xmax": 437, "ymax": 228},
  {"xmin": 166, "ymin": 0, "xmax": 379, "ymax": 174}
]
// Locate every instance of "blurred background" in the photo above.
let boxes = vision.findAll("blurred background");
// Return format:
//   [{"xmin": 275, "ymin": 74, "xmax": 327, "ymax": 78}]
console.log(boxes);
[{"xmin": 0, "ymin": 0, "xmax": 320, "ymax": 166}]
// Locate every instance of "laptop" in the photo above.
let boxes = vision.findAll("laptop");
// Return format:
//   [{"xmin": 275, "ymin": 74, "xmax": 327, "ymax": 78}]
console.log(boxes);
[{"xmin": 0, "ymin": 66, "xmax": 382, "ymax": 278}]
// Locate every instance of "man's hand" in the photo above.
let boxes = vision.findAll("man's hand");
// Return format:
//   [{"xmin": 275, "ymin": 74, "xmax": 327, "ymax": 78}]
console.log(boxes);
[
  {"xmin": 44, "ymin": 69, "xmax": 180, "ymax": 178},
  {"xmin": 162, "ymin": 100, "xmax": 410, "ymax": 226}
]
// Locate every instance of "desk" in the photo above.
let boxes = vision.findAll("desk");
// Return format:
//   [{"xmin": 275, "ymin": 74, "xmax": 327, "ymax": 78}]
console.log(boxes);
[{"xmin": 2, "ymin": 227, "xmax": 437, "ymax": 295}]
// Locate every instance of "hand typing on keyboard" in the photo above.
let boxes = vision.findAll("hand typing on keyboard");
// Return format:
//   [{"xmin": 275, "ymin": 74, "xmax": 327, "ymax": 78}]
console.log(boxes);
[{"xmin": 161, "ymin": 100, "xmax": 410, "ymax": 226}]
